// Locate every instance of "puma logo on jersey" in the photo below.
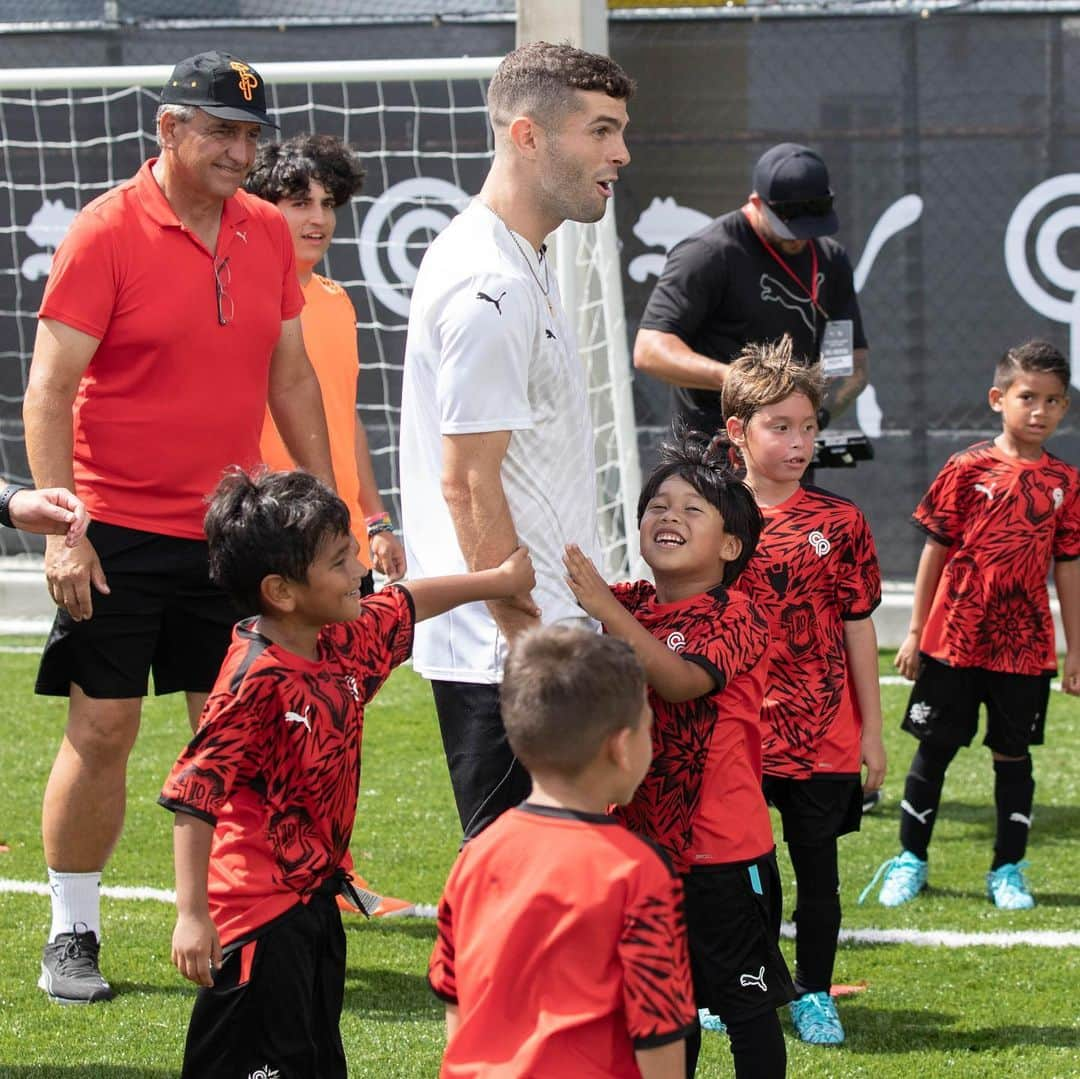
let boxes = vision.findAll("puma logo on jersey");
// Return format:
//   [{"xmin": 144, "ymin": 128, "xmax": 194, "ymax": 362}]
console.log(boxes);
[
  {"xmin": 739, "ymin": 965, "xmax": 768, "ymax": 992},
  {"xmin": 908, "ymin": 701, "xmax": 932, "ymax": 727},
  {"xmin": 1009, "ymin": 812, "xmax": 1032, "ymax": 827},
  {"xmin": 545, "ymin": 328, "xmax": 556, "ymax": 339},
  {"xmin": 974, "ymin": 482, "xmax": 996, "ymax": 501},
  {"xmin": 900, "ymin": 799, "xmax": 934, "ymax": 824},
  {"xmin": 235, "ymin": 230, "xmax": 248, "ymax": 244},
  {"xmin": 665, "ymin": 631, "xmax": 686, "ymax": 653},
  {"xmin": 284, "ymin": 707, "xmax": 312, "ymax": 733},
  {"xmin": 808, "ymin": 530, "xmax": 831, "ymax": 557},
  {"xmin": 476, "ymin": 290, "xmax": 507, "ymax": 315}
]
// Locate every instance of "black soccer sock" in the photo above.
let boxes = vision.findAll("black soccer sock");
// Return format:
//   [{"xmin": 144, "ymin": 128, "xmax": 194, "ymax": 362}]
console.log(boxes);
[
  {"xmin": 899, "ymin": 742, "xmax": 959, "ymax": 860},
  {"xmin": 684, "ymin": 1021, "xmax": 701, "ymax": 1079},
  {"xmin": 727, "ymin": 1009, "xmax": 786, "ymax": 1079},
  {"xmin": 787, "ymin": 839, "xmax": 841, "ymax": 995},
  {"xmin": 991, "ymin": 755, "xmax": 1035, "ymax": 870}
]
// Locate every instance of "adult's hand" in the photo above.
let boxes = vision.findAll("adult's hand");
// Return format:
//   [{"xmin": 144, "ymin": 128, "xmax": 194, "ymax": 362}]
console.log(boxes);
[
  {"xmin": 370, "ymin": 530, "xmax": 407, "ymax": 582},
  {"xmin": 9, "ymin": 487, "xmax": 88, "ymax": 546},
  {"xmin": 45, "ymin": 533, "xmax": 109, "ymax": 621}
]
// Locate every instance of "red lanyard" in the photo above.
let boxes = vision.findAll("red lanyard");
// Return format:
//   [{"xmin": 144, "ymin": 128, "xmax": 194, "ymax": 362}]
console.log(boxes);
[{"xmin": 744, "ymin": 207, "xmax": 829, "ymax": 319}]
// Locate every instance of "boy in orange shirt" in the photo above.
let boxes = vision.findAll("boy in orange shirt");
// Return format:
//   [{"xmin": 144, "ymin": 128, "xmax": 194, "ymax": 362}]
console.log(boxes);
[{"xmin": 246, "ymin": 134, "xmax": 410, "ymax": 915}]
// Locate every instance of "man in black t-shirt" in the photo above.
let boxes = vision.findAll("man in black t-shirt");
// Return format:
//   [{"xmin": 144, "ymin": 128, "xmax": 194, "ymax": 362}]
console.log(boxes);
[{"xmin": 634, "ymin": 143, "xmax": 868, "ymax": 437}]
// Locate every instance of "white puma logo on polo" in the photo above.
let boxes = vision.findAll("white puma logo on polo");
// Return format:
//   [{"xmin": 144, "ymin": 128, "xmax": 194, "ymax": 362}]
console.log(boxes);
[
  {"xmin": 974, "ymin": 482, "xmax": 995, "ymax": 501},
  {"xmin": 284, "ymin": 707, "xmax": 312, "ymax": 733},
  {"xmin": 900, "ymin": 799, "xmax": 934, "ymax": 824},
  {"xmin": 739, "ymin": 965, "xmax": 768, "ymax": 992},
  {"xmin": 1009, "ymin": 812, "xmax": 1032, "ymax": 827}
]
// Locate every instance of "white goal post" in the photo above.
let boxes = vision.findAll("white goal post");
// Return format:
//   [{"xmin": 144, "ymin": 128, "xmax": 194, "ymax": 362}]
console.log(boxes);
[{"xmin": 0, "ymin": 57, "xmax": 642, "ymax": 577}]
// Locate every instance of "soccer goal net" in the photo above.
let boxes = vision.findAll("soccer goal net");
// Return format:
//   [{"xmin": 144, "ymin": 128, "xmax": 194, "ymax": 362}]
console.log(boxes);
[{"xmin": 0, "ymin": 57, "xmax": 641, "ymax": 577}]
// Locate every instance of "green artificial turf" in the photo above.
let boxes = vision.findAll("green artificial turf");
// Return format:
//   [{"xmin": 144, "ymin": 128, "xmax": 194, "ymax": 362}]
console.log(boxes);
[{"xmin": 0, "ymin": 644, "xmax": 1077, "ymax": 1077}]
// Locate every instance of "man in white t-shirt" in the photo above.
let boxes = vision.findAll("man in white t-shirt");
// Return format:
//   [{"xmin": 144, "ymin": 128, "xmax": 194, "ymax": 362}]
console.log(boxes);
[{"xmin": 400, "ymin": 42, "xmax": 634, "ymax": 838}]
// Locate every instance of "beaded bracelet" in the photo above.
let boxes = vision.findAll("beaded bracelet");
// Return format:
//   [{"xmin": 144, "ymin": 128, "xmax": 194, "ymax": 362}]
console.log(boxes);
[{"xmin": 366, "ymin": 511, "xmax": 395, "ymax": 538}]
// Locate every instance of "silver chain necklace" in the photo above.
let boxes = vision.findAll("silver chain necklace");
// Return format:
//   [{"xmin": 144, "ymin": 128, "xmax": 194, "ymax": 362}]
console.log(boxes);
[{"xmin": 480, "ymin": 201, "xmax": 554, "ymax": 316}]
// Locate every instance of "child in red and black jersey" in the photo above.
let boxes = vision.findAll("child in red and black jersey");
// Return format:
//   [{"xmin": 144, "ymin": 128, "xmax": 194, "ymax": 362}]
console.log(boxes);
[
  {"xmin": 722, "ymin": 337, "xmax": 884, "ymax": 1047},
  {"xmin": 428, "ymin": 626, "xmax": 696, "ymax": 1079},
  {"xmin": 564, "ymin": 432, "xmax": 793, "ymax": 1079},
  {"xmin": 867, "ymin": 340, "xmax": 1080, "ymax": 913},
  {"xmin": 159, "ymin": 469, "xmax": 534, "ymax": 1079}
]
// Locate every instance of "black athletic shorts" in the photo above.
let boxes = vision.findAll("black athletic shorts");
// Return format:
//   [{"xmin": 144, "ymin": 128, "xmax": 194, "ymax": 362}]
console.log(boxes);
[
  {"xmin": 762, "ymin": 774, "xmax": 863, "ymax": 845},
  {"xmin": 181, "ymin": 893, "xmax": 347, "ymax": 1079},
  {"xmin": 35, "ymin": 520, "xmax": 239, "ymax": 699},
  {"xmin": 682, "ymin": 851, "xmax": 795, "ymax": 1023},
  {"xmin": 901, "ymin": 654, "xmax": 1051, "ymax": 757}
]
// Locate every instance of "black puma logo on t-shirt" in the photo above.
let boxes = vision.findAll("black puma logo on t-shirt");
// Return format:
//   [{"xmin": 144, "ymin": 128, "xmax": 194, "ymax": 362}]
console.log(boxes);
[{"xmin": 476, "ymin": 290, "xmax": 507, "ymax": 315}]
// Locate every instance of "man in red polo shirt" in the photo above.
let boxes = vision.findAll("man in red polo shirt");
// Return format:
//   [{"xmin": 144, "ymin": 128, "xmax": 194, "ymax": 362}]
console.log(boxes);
[{"xmin": 22, "ymin": 50, "xmax": 333, "ymax": 1004}]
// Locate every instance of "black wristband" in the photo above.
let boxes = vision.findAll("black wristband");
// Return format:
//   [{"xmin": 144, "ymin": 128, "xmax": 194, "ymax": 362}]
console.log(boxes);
[
  {"xmin": 0, "ymin": 483, "xmax": 28, "ymax": 530},
  {"xmin": 816, "ymin": 406, "xmax": 831, "ymax": 432}
]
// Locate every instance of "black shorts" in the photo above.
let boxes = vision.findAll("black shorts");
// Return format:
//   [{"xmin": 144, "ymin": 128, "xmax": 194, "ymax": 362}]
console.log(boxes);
[
  {"xmin": 35, "ymin": 520, "xmax": 239, "ymax": 699},
  {"xmin": 181, "ymin": 893, "xmax": 347, "ymax": 1079},
  {"xmin": 901, "ymin": 654, "xmax": 1051, "ymax": 757},
  {"xmin": 762, "ymin": 774, "xmax": 863, "ymax": 845},
  {"xmin": 682, "ymin": 851, "xmax": 795, "ymax": 1023}
]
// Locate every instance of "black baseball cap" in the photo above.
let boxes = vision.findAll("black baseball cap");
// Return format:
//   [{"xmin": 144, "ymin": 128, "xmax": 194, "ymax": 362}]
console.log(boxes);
[
  {"xmin": 161, "ymin": 51, "xmax": 278, "ymax": 128},
  {"xmin": 751, "ymin": 142, "xmax": 838, "ymax": 240}
]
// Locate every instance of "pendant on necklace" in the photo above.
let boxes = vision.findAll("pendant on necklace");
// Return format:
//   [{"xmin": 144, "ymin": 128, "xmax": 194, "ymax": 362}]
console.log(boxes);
[{"xmin": 547, "ymin": 299, "xmax": 554, "ymax": 316}]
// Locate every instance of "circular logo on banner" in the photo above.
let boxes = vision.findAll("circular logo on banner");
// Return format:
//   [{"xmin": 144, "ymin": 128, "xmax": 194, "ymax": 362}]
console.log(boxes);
[
  {"xmin": 1004, "ymin": 174, "xmax": 1080, "ymax": 388},
  {"xmin": 359, "ymin": 177, "xmax": 472, "ymax": 318}
]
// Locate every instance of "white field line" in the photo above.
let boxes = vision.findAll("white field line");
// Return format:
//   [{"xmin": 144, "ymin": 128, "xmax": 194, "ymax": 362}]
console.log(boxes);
[{"xmin": 0, "ymin": 878, "xmax": 1075, "ymax": 944}]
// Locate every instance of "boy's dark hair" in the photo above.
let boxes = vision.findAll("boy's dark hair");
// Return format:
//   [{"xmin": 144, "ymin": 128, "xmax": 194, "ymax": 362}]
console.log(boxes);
[
  {"xmin": 994, "ymin": 339, "xmax": 1070, "ymax": 393},
  {"xmin": 638, "ymin": 428, "xmax": 763, "ymax": 586},
  {"xmin": 245, "ymin": 133, "xmax": 365, "ymax": 207},
  {"xmin": 487, "ymin": 42, "xmax": 635, "ymax": 130},
  {"xmin": 721, "ymin": 335, "xmax": 824, "ymax": 425},
  {"xmin": 502, "ymin": 626, "xmax": 646, "ymax": 778},
  {"xmin": 204, "ymin": 468, "xmax": 351, "ymax": 613}
]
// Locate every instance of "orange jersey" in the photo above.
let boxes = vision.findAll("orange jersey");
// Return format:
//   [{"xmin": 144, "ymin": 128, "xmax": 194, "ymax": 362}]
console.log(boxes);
[
  {"xmin": 40, "ymin": 160, "xmax": 303, "ymax": 539},
  {"xmin": 159, "ymin": 586, "xmax": 414, "ymax": 948},
  {"xmin": 260, "ymin": 273, "xmax": 370, "ymax": 566},
  {"xmin": 739, "ymin": 485, "xmax": 881, "ymax": 778},
  {"xmin": 915, "ymin": 441, "xmax": 1080, "ymax": 674},
  {"xmin": 610, "ymin": 582, "xmax": 775, "ymax": 870},
  {"xmin": 428, "ymin": 805, "xmax": 696, "ymax": 1078}
]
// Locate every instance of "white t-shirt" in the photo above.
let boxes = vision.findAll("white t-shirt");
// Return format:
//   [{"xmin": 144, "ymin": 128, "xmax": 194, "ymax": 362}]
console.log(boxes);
[{"xmin": 400, "ymin": 199, "xmax": 601, "ymax": 683}]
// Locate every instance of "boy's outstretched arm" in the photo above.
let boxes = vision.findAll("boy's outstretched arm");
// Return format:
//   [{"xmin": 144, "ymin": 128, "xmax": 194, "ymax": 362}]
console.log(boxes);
[
  {"xmin": 844, "ymin": 617, "xmax": 887, "ymax": 792},
  {"xmin": 1054, "ymin": 558, "xmax": 1080, "ymax": 695},
  {"xmin": 895, "ymin": 537, "xmax": 950, "ymax": 680},
  {"xmin": 563, "ymin": 544, "xmax": 714, "ymax": 703},
  {"xmin": 171, "ymin": 814, "xmax": 222, "ymax": 988},
  {"xmin": 405, "ymin": 546, "xmax": 537, "ymax": 624},
  {"xmin": 635, "ymin": 1040, "xmax": 686, "ymax": 1079}
]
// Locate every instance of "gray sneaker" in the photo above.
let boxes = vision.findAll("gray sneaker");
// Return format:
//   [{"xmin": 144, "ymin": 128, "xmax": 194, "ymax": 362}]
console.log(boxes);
[{"xmin": 39, "ymin": 924, "xmax": 114, "ymax": 1003}]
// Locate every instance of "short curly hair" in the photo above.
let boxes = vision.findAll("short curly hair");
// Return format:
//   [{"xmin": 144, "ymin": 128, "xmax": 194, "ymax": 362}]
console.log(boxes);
[
  {"xmin": 487, "ymin": 41, "xmax": 635, "ymax": 129},
  {"xmin": 244, "ymin": 133, "xmax": 365, "ymax": 207}
]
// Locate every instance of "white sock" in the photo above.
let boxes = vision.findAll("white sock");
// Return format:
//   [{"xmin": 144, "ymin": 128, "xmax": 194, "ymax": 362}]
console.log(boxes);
[{"xmin": 47, "ymin": 869, "xmax": 102, "ymax": 942}]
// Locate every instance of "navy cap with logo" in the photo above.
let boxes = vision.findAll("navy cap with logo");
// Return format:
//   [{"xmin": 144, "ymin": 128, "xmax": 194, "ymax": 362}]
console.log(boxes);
[
  {"xmin": 751, "ymin": 142, "xmax": 838, "ymax": 240},
  {"xmin": 160, "ymin": 50, "xmax": 278, "ymax": 128}
]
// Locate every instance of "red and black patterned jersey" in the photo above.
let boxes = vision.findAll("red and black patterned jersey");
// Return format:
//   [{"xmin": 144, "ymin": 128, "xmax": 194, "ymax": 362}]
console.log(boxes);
[
  {"xmin": 428, "ymin": 804, "xmax": 696, "ymax": 1077},
  {"xmin": 159, "ymin": 586, "xmax": 414, "ymax": 948},
  {"xmin": 609, "ymin": 581, "xmax": 775, "ymax": 871},
  {"xmin": 915, "ymin": 441, "xmax": 1080, "ymax": 674},
  {"xmin": 739, "ymin": 485, "xmax": 881, "ymax": 779}
]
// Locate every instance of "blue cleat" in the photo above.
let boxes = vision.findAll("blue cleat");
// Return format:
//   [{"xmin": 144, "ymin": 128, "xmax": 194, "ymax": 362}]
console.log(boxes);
[
  {"xmin": 987, "ymin": 861, "xmax": 1035, "ymax": 910},
  {"xmin": 698, "ymin": 1007, "xmax": 726, "ymax": 1034},
  {"xmin": 790, "ymin": 991, "xmax": 844, "ymax": 1045},
  {"xmin": 858, "ymin": 849, "xmax": 927, "ymax": 907}
]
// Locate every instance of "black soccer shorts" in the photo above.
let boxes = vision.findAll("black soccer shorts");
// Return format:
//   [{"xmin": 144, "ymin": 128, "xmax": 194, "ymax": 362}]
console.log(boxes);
[
  {"xmin": 35, "ymin": 520, "xmax": 239, "ymax": 699},
  {"xmin": 682, "ymin": 851, "xmax": 795, "ymax": 1024},
  {"xmin": 181, "ymin": 894, "xmax": 347, "ymax": 1079},
  {"xmin": 901, "ymin": 654, "xmax": 1051, "ymax": 757},
  {"xmin": 762, "ymin": 774, "xmax": 863, "ymax": 845}
]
